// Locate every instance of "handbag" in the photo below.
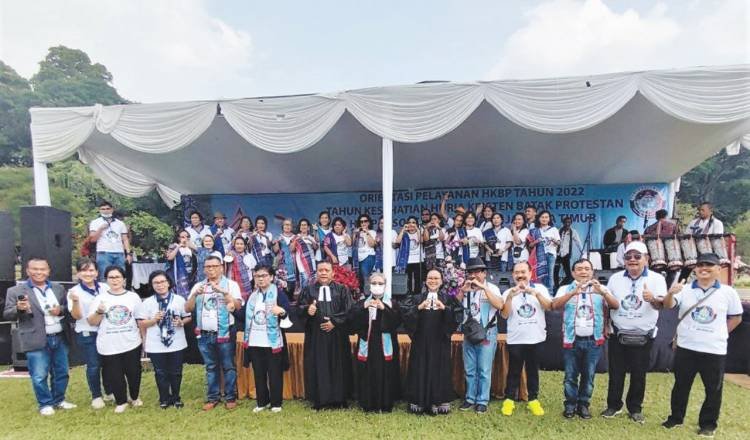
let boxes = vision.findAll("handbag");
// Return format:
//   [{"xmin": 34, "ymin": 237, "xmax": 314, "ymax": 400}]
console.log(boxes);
[
  {"xmin": 462, "ymin": 291, "xmax": 497, "ymax": 345},
  {"xmin": 512, "ymin": 246, "xmax": 523, "ymax": 259},
  {"xmin": 671, "ymin": 286, "xmax": 718, "ymax": 351}
]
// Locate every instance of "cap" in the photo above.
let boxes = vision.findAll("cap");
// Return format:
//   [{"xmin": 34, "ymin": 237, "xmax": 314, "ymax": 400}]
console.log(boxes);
[
  {"xmin": 624, "ymin": 241, "xmax": 648, "ymax": 255},
  {"xmin": 696, "ymin": 252, "xmax": 720, "ymax": 266},
  {"xmin": 465, "ymin": 257, "xmax": 487, "ymax": 271}
]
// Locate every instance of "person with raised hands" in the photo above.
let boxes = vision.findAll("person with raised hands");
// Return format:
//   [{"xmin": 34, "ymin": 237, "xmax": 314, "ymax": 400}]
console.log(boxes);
[
  {"xmin": 500, "ymin": 261, "xmax": 552, "ymax": 417},
  {"xmin": 552, "ymin": 258, "xmax": 619, "ymax": 419}
]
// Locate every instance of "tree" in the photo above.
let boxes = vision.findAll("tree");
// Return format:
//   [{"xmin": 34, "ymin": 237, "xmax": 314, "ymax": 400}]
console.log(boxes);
[{"xmin": 0, "ymin": 62, "xmax": 40, "ymax": 165}]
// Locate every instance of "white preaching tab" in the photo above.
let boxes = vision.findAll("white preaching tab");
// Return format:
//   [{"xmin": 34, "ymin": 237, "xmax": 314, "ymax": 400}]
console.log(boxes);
[{"xmin": 318, "ymin": 286, "xmax": 331, "ymax": 302}]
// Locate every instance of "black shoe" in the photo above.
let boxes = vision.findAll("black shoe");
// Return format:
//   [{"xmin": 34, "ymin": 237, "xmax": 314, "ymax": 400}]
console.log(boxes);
[
  {"xmin": 629, "ymin": 412, "xmax": 646, "ymax": 424},
  {"xmin": 661, "ymin": 418, "xmax": 682, "ymax": 429},
  {"xmin": 159, "ymin": 402, "xmax": 169, "ymax": 410},
  {"xmin": 475, "ymin": 404, "xmax": 487, "ymax": 414},
  {"xmin": 697, "ymin": 428, "xmax": 715, "ymax": 438},
  {"xmin": 459, "ymin": 401, "xmax": 475, "ymax": 411},
  {"xmin": 600, "ymin": 407, "xmax": 622, "ymax": 418},
  {"xmin": 577, "ymin": 406, "xmax": 591, "ymax": 419},
  {"xmin": 173, "ymin": 400, "xmax": 184, "ymax": 409},
  {"xmin": 563, "ymin": 408, "xmax": 576, "ymax": 419}
]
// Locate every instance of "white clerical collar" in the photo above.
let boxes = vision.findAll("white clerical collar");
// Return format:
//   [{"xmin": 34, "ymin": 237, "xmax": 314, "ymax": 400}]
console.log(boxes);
[{"xmin": 318, "ymin": 285, "xmax": 332, "ymax": 302}]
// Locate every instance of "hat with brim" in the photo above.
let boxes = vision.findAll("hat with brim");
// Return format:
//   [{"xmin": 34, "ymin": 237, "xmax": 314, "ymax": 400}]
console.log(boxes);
[
  {"xmin": 696, "ymin": 252, "xmax": 721, "ymax": 266},
  {"xmin": 624, "ymin": 241, "xmax": 648, "ymax": 255},
  {"xmin": 465, "ymin": 257, "xmax": 487, "ymax": 271}
]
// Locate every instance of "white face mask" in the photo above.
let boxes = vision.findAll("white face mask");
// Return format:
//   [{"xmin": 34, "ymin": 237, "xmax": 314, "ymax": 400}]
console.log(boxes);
[
  {"xmin": 100, "ymin": 213, "xmax": 112, "ymax": 219},
  {"xmin": 369, "ymin": 284, "xmax": 385, "ymax": 296}
]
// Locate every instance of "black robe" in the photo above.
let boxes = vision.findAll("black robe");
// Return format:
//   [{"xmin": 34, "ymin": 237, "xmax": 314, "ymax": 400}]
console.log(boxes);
[
  {"xmin": 297, "ymin": 281, "xmax": 354, "ymax": 408},
  {"xmin": 349, "ymin": 298, "xmax": 402, "ymax": 412},
  {"xmin": 402, "ymin": 291, "xmax": 463, "ymax": 410}
]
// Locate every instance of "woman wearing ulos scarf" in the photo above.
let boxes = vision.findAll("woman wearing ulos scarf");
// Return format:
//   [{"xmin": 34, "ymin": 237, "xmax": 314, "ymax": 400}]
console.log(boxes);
[
  {"xmin": 137, "ymin": 271, "xmax": 191, "ymax": 409},
  {"xmin": 273, "ymin": 218, "xmax": 299, "ymax": 295},
  {"xmin": 196, "ymin": 235, "xmax": 222, "ymax": 282},
  {"xmin": 349, "ymin": 272, "xmax": 401, "ymax": 412},
  {"xmin": 527, "ymin": 210, "xmax": 559, "ymax": 293},
  {"xmin": 250, "ymin": 216, "xmax": 274, "ymax": 267},
  {"xmin": 394, "ymin": 216, "xmax": 423, "ymax": 295},
  {"xmin": 226, "ymin": 236, "xmax": 256, "ymax": 302},
  {"xmin": 165, "ymin": 229, "xmax": 198, "ymax": 298},
  {"xmin": 402, "ymin": 269, "xmax": 463, "ymax": 415},
  {"xmin": 242, "ymin": 265, "xmax": 291, "ymax": 413},
  {"xmin": 323, "ymin": 217, "xmax": 352, "ymax": 267},
  {"xmin": 291, "ymin": 218, "xmax": 318, "ymax": 292}
]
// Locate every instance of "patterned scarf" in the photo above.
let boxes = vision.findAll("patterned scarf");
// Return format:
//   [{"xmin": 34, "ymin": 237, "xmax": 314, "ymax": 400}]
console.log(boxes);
[
  {"xmin": 172, "ymin": 248, "xmax": 191, "ymax": 298},
  {"xmin": 561, "ymin": 282, "xmax": 607, "ymax": 348},
  {"xmin": 279, "ymin": 235, "xmax": 297, "ymax": 281},
  {"xmin": 78, "ymin": 280, "xmax": 101, "ymax": 297},
  {"xmin": 374, "ymin": 231, "xmax": 384, "ymax": 271},
  {"xmin": 194, "ymin": 276, "xmax": 232, "ymax": 342},
  {"xmin": 352, "ymin": 232, "xmax": 361, "ymax": 272},
  {"xmin": 229, "ymin": 250, "xmax": 253, "ymax": 301},
  {"xmin": 293, "ymin": 236, "xmax": 315, "ymax": 287},
  {"xmin": 195, "ymin": 247, "xmax": 213, "ymax": 282},
  {"xmin": 527, "ymin": 228, "xmax": 548, "ymax": 286},
  {"xmin": 483, "ymin": 227, "xmax": 499, "ymax": 259},
  {"xmin": 357, "ymin": 289, "xmax": 393, "ymax": 362},
  {"xmin": 210, "ymin": 224, "xmax": 227, "ymax": 255},
  {"xmin": 251, "ymin": 232, "xmax": 273, "ymax": 266},
  {"xmin": 395, "ymin": 232, "xmax": 411, "ymax": 272},
  {"xmin": 243, "ymin": 284, "xmax": 284, "ymax": 353},
  {"xmin": 155, "ymin": 291, "xmax": 176, "ymax": 347},
  {"xmin": 323, "ymin": 232, "xmax": 338, "ymax": 264},
  {"xmin": 457, "ymin": 227, "xmax": 470, "ymax": 265}
]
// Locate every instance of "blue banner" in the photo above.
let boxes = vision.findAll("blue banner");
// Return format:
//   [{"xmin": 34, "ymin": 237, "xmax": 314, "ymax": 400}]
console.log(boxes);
[{"xmin": 182, "ymin": 183, "xmax": 671, "ymax": 249}]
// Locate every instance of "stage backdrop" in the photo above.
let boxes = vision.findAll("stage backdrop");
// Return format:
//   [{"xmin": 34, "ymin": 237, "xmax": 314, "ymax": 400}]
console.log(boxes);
[{"xmin": 182, "ymin": 183, "xmax": 671, "ymax": 249}]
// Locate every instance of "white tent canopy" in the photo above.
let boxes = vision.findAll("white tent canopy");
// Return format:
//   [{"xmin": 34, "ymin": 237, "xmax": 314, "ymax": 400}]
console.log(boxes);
[{"xmin": 29, "ymin": 64, "xmax": 750, "ymax": 285}]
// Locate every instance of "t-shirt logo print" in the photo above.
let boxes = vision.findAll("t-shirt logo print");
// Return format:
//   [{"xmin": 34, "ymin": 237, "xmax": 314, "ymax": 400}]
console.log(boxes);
[
  {"xmin": 517, "ymin": 303, "xmax": 536, "ymax": 318},
  {"xmin": 621, "ymin": 294, "xmax": 643, "ymax": 311},
  {"xmin": 576, "ymin": 304, "xmax": 594, "ymax": 320},
  {"xmin": 106, "ymin": 305, "xmax": 131, "ymax": 326},
  {"xmin": 203, "ymin": 296, "xmax": 218, "ymax": 311},
  {"xmin": 691, "ymin": 306, "xmax": 717, "ymax": 324},
  {"xmin": 253, "ymin": 309, "xmax": 267, "ymax": 325}
]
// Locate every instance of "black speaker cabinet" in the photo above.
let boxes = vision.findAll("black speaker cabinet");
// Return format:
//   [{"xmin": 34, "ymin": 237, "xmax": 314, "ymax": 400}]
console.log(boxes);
[
  {"xmin": 20, "ymin": 206, "xmax": 72, "ymax": 281},
  {"xmin": 0, "ymin": 212, "xmax": 14, "ymax": 281}
]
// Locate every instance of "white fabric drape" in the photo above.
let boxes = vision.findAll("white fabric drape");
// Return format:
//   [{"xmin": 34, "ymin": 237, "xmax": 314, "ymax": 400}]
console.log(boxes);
[{"xmin": 29, "ymin": 65, "xmax": 750, "ymax": 205}]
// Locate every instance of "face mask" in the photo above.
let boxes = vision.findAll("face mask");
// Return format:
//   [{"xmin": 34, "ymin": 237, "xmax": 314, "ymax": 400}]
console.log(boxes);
[
  {"xmin": 370, "ymin": 284, "xmax": 385, "ymax": 296},
  {"xmin": 101, "ymin": 213, "xmax": 112, "ymax": 219}
]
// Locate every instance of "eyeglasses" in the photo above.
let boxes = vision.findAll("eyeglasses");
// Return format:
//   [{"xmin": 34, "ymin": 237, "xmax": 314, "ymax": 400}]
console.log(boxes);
[
  {"xmin": 204, "ymin": 264, "xmax": 222, "ymax": 269},
  {"xmin": 255, "ymin": 273, "xmax": 270, "ymax": 278},
  {"xmin": 107, "ymin": 275, "xmax": 123, "ymax": 280},
  {"xmin": 624, "ymin": 253, "xmax": 643, "ymax": 261},
  {"xmin": 153, "ymin": 279, "xmax": 169, "ymax": 284}
]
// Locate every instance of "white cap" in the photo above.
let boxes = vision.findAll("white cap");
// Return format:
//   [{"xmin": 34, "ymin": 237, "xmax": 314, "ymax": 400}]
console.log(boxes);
[{"xmin": 625, "ymin": 241, "xmax": 648, "ymax": 255}]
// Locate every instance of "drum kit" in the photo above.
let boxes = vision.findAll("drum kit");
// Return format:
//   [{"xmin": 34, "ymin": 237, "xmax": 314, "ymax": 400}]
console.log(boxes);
[{"xmin": 644, "ymin": 233, "xmax": 730, "ymax": 271}]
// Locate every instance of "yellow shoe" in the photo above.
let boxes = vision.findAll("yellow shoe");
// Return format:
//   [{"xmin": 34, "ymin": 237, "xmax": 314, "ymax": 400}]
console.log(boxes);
[
  {"xmin": 528, "ymin": 399, "xmax": 545, "ymax": 416},
  {"xmin": 501, "ymin": 398, "xmax": 515, "ymax": 416}
]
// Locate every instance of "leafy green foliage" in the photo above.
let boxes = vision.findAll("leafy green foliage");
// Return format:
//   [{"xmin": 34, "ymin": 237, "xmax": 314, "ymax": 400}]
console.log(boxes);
[{"xmin": 126, "ymin": 211, "xmax": 175, "ymax": 259}]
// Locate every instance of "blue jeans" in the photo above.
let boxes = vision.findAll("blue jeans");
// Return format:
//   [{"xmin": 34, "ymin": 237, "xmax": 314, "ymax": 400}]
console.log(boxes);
[
  {"xmin": 462, "ymin": 327, "xmax": 498, "ymax": 406},
  {"xmin": 26, "ymin": 334, "xmax": 69, "ymax": 409},
  {"xmin": 544, "ymin": 253, "xmax": 556, "ymax": 292},
  {"xmin": 358, "ymin": 255, "xmax": 376, "ymax": 280},
  {"xmin": 197, "ymin": 332, "xmax": 237, "ymax": 402},
  {"xmin": 563, "ymin": 337, "xmax": 603, "ymax": 410},
  {"xmin": 76, "ymin": 332, "xmax": 104, "ymax": 399},
  {"xmin": 96, "ymin": 251, "xmax": 125, "ymax": 281}
]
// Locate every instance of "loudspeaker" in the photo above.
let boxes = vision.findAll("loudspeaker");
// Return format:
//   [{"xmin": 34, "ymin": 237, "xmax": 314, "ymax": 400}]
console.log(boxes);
[
  {"xmin": 20, "ymin": 206, "xmax": 72, "ymax": 281},
  {"xmin": 0, "ymin": 212, "xmax": 15, "ymax": 280},
  {"xmin": 0, "ymin": 280, "xmax": 14, "ymax": 365}
]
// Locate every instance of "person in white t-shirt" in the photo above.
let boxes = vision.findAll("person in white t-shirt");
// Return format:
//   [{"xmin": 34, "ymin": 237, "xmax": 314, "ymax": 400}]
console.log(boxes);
[
  {"xmin": 454, "ymin": 258, "xmax": 504, "ymax": 414},
  {"xmin": 185, "ymin": 211, "xmax": 212, "ymax": 250},
  {"xmin": 89, "ymin": 200, "xmax": 132, "ymax": 281},
  {"xmin": 210, "ymin": 211, "xmax": 235, "ymax": 256},
  {"xmin": 461, "ymin": 212, "xmax": 485, "ymax": 261},
  {"xmin": 500, "ymin": 261, "xmax": 552, "ymax": 417},
  {"xmin": 136, "ymin": 270, "xmax": 191, "ymax": 409},
  {"xmin": 353, "ymin": 214, "xmax": 377, "ymax": 288},
  {"xmin": 509, "ymin": 213, "xmax": 530, "ymax": 263},
  {"xmin": 166, "ymin": 229, "xmax": 198, "ymax": 296},
  {"xmin": 483, "ymin": 213, "xmax": 511, "ymax": 271},
  {"xmin": 529, "ymin": 210, "xmax": 560, "ymax": 293},
  {"xmin": 87, "ymin": 266, "xmax": 143, "ymax": 414},
  {"xmin": 687, "ymin": 202, "xmax": 724, "ymax": 236},
  {"xmin": 602, "ymin": 240, "xmax": 666, "ymax": 423},
  {"xmin": 661, "ymin": 252, "xmax": 743, "ymax": 437},
  {"xmin": 422, "ymin": 213, "xmax": 446, "ymax": 270},
  {"xmin": 323, "ymin": 217, "xmax": 352, "ymax": 267},
  {"xmin": 251, "ymin": 216, "xmax": 274, "ymax": 267},
  {"xmin": 394, "ymin": 216, "xmax": 424, "ymax": 295},
  {"xmin": 476, "ymin": 203, "xmax": 495, "ymax": 233},
  {"xmin": 313, "ymin": 211, "xmax": 332, "ymax": 263},
  {"xmin": 67, "ymin": 258, "xmax": 111, "ymax": 409},
  {"xmin": 375, "ymin": 217, "xmax": 397, "ymax": 271},
  {"xmin": 524, "ymin": 206, "xmax": 538, "ymax": 230},
  {"xmin": 185, "ymin": 255, "xmax": 243, "ymax": 411}
]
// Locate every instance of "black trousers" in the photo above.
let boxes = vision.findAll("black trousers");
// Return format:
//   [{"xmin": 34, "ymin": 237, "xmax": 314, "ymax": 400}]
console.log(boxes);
[
  {"xmin": 607, "ymin": 336, "xmax": 652, "ymax": 413},
  {"xmin": 248, "ymin": 346, "xmax": 284, "ymax": 408},
  {"xmin": 102, "ymin": 345, "xmax": 142, "ymax": 405},
  {"xmin": 506, "ymin": 343, "xmax": 542, "ymax": 400},
  {"xmin": 555, "ymin": 255, "xmax": 573, "ymax": 290},
  {"xmin": 405, "ymin": 263, "xmax": 424, "ymax": 295},
  {"xmin": 148, "ymin": 350, "xmax": 184, "ymax": 404},
  {"xmin": 668, "ymin": 347, "xmax": 726, "ymax": 430}
]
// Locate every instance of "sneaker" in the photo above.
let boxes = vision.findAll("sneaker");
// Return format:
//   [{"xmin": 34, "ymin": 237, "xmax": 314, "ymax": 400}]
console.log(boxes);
[
  {"xmin": 173, "ymin": 400, "xmax": 184, "ymax": 409},
  {"xmin": 629, "ymin": 412, "xmax": 646, "ymax": 424},
  {"xmin": 202, "ymin": 401, "xmax": 218, "ymax": 411},
  {"xmin": 577, "ymin": 406, "xmax": 591, "ymax": 419},
  {"xmin": 501, "ymin": 399, "xmax": 515, "ymax": 416},
  {"xmin": 563, "ymin": 407, "xmax": 576, "ymax": 419},
  {"xmin": 56, "ymin": 401, "xmax": 77, "ymax": 410},
  {"xmin": 129, "ymin": 398, "xmax": 143, "ymax": 408},
  {"xmin": 475, "ymin": 404, "xmax": 488, "ymax": 414},
  {"xmin": 39, "ymin": 406, "xmax": 55, "ymax": 416},
  {"xmin": 528, "ymin": 399, "xmax": 545, "ymax": 416},
  {"xmin": 697, "ymin": 428, "xmax": 715, "ymax": 438},
  {"xmin": 114, "ymin": 404, "xmax": 128, "ymax": 414},
  {"xmin": 459, "ymin": 401, "xmax": 475, "ymax": 411},
  {"xmin": 661, "ymin": 419, "xmax": 682, "ymax": 429},
  {"xmin": 600, "ymin": 407, "xmax": 622, "ymax": 418},
  {"xmin": 91, "ymin": 398, "xmax": 105, "ymax": 410},
  {"xmin": 103, "ymin": 394, "xmax": 115, "ymax": 402},
  {"xmin": 252, "ymin": 406, "xmax": 267, "ymax": 413},
  {"xmin": 271, "ymin": 407, "xmax": 282, "ymax": 413},
  {"xmin": 225, "ymin": 400, "xmax": 237, "ymax": 410}
]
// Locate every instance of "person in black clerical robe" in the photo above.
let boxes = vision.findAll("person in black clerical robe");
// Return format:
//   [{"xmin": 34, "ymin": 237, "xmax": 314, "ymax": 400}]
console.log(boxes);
[
  {"xmin": 297, "ymin": 261, "xmax": 354, "ymax": 409},
  {"xmin": 402, "ymin": 268, "xmax": 463, "ymax": 415},
  {"xmin": 349, "ymin": 272, "xmax": 401, "ymax": 412}
]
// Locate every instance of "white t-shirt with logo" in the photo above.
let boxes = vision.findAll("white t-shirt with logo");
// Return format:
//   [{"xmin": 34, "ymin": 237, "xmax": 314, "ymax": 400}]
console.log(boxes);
[
  {"xmin": 247, "ymin": 293, "xmax": 271, "ymax": 347},
  {"xmin": 136, "ymin": 294, "xmax": 190, "ymax": 353},
  {"xmin": 406, "ymin": 231, "xmax": 422, "ymax": 264},
  {"xmin": 67, "ymin": 282, "xmax": 109, "ymax": 333},
  {"xmin": 190, "ymin": 279, "xmax": 242, "ymax": 330},
  {"xmin": 607, "ymin": 269, "xmax": 667, "ymax": 334},
  {"xmin": 496, "ymin": 227, "xmax": 513, "ymax": 261},
  {"xmin": 89, "ymin": 291, "xmax": 142, "ymax": 355},
  {"xmin": 465, "ymin": 227, "xmax": 484, "ymax": 259},
  {"xmin": 186, "ymin": 225, "xmax": 212, "ymax": 249},
  {"xmin": 463, "ymin": 282, "xmax": 502, "ymax": 326},
  {"xmin": 539, "ymin": 226, "xmax": 561, "ymax": 255},
  {"xmin": 89, "ymin": 217, "xmax": 128, "ymax": 253},
  {"xmin": 673, "ymin": 281, "xmax": 743, "ymax": 355},
  {"xmin": 314, "ymin": 227, "xmax": 330, "ymax": 261},
  {"xmin": 356, "ymin": 230, "xmax": 377, "ymax": 261},
  {"xmin": 556, "ymin": 285, "xmax": 596, "ymax": 337},
  {"xmin": 510, "ymin": 229, "xmax": 530, "ymax": 262},
  {"xmin": 213, "ymin": 226, "xmax": 235, "ymax": 251},
  {"xmin": 502, "ymin": 284, "xmax": 551, "ymax": 345},
  {"xmin": 425, "ymin": 227, "xmax": 446, "ymax": 260},
  {"xmin": 332, "ymin": 232, "xmax": 350, "ymax": 263}
]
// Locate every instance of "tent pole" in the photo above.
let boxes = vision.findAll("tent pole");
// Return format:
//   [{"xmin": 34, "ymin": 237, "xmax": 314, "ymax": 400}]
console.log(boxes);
[
  {"xmin": 381, "ymin": 138, "xmax": 394, "ymax": 292},
  {"xmin": 33, "ymin": 160, "xmax": 51, "ymax": 206}
]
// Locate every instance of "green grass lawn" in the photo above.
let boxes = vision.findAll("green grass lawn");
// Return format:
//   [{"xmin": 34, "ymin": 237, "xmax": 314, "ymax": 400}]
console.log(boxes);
[{"xmin": 0, "ymin": 366, "xmax": 748, "ymax": 439}]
